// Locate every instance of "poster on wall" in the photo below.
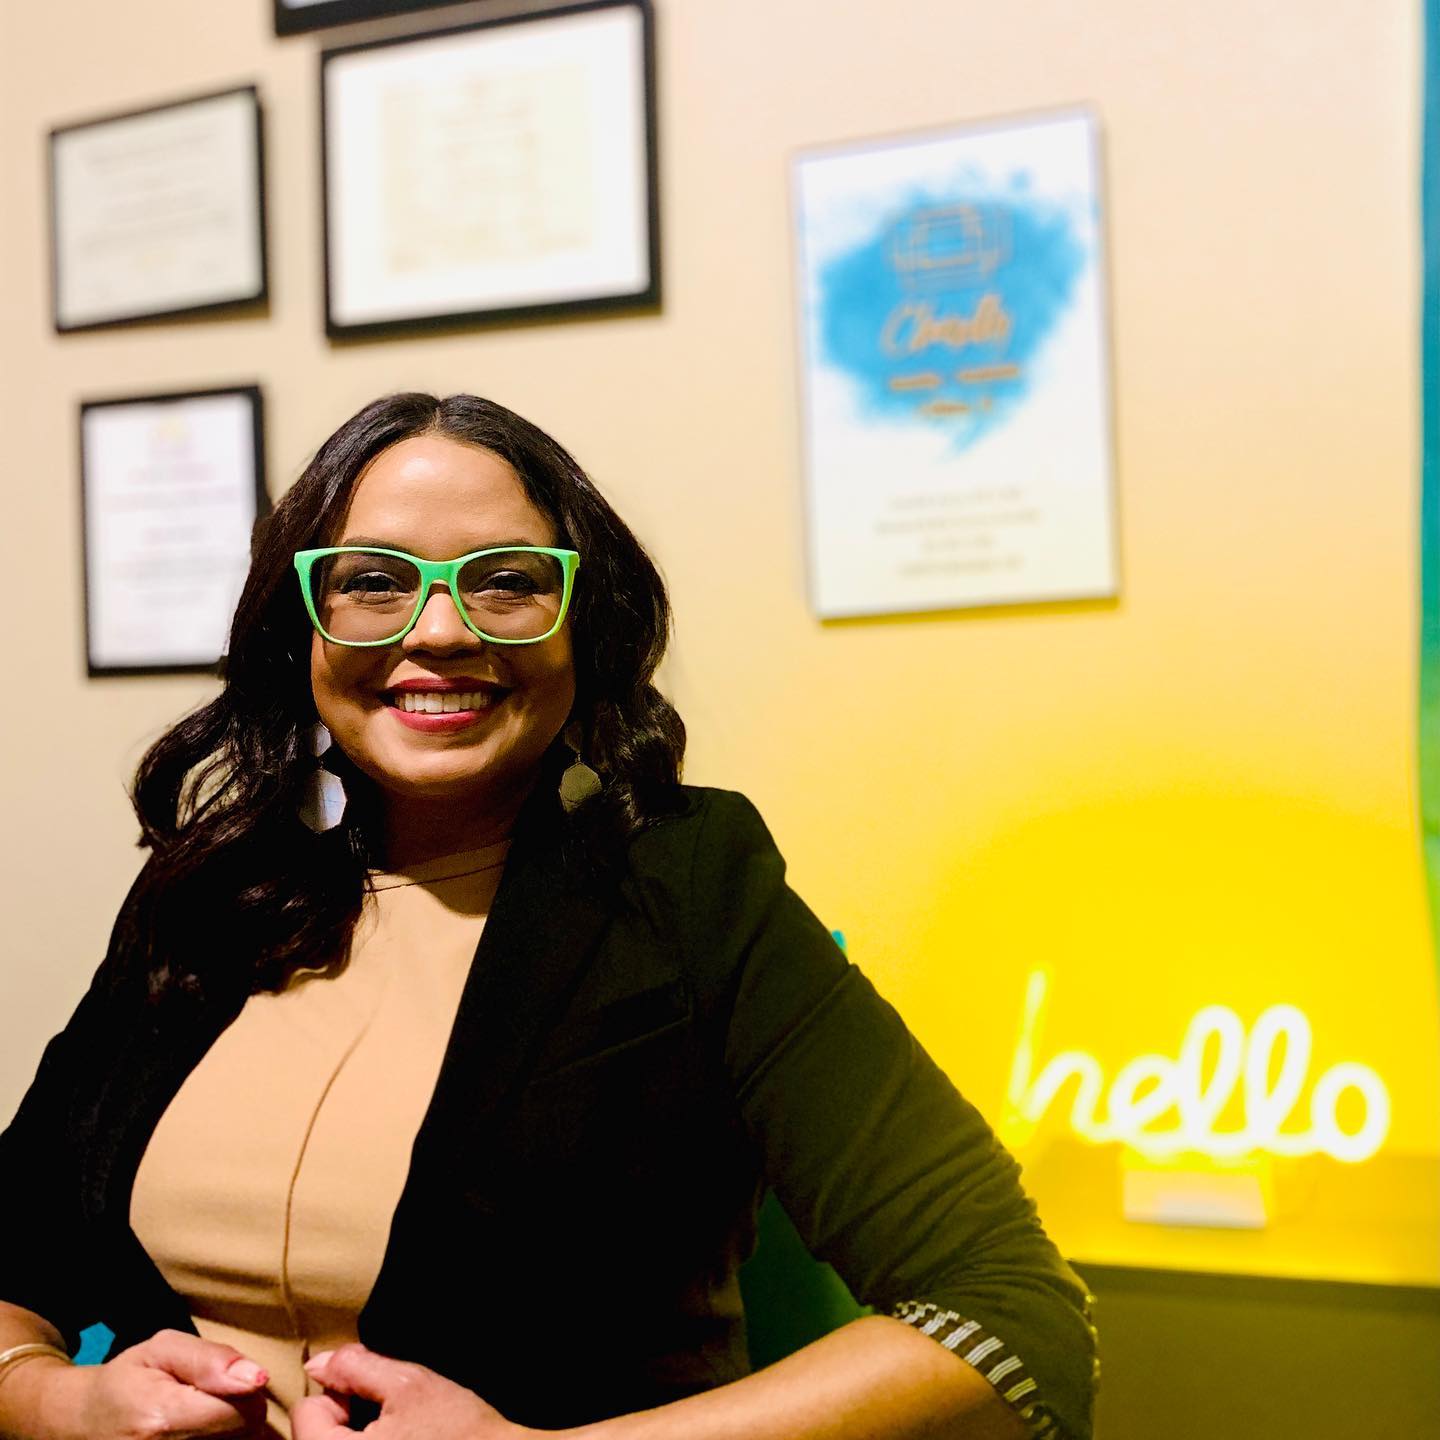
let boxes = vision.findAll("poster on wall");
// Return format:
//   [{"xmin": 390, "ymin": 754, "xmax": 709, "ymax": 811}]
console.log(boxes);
[
  {"xmin": 321, "ymin": 0, "xmax": 658, "ymax": 338},
  {"xmin": 50, "ymin": 87, "xmax": 267, "ymax": 332},
  {"xmin": 793, "ymin": 108, "xmax": 1116, "ymax": 619},
  {"xmin": 80, "ymin": 387, "xmax": 268, "ymax": 677}
]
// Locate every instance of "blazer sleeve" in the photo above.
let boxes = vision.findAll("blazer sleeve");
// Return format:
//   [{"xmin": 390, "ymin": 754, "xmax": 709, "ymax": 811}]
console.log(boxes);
[
  {"xmin": 685, "ymin": 791, "xmax": 1098, "ymax": 1440},
  {"xmin": 0, "ymin": 996, "xmax": 107, "ymax": 1348},
  {"xmin": 0, "ymin": 865, "xmax": 149, "ymax": 1350}
]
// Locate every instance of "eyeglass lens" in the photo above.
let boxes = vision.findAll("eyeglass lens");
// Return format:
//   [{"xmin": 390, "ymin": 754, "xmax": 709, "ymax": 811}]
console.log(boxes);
[{"xmin": 311, "ymin": 549, "xmax": 565, "ymax": 643}]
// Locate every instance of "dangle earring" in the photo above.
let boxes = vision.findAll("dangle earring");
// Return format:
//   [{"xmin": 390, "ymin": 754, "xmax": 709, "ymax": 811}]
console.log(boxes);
[
  {"xmin": 299, "ymin": 721, "xmax": 348, "ymax": 833},
  {"xmin": 558, "ymin": 720, "xmax": 602, "ymax": 813}
]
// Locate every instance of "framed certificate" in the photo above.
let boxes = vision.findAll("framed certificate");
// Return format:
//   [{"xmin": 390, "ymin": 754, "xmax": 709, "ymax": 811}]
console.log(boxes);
[
  {"xmin": 50, "ymin": 87, "xmax": 268, "ymax": 332},
  {"xmin": 321, "ymin": 0, "xmax": 658, "ymax": 337},
  {"xmin": 793, "ymin": 109, "xmax": 1118, "ymax": 619},
  {"xmin": 80, "ymin": 387, "xmax": 268, "ymax": 677},
  {"xmin": 275, "ymin": 0, "xmax": 456, "ymax": 34}
]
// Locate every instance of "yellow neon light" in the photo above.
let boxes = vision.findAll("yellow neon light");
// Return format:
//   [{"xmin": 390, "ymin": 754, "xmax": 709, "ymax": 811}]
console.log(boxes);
[{"xmin": 1001, "ymin": 970, "xmax": 1391, "ymax": 1164}]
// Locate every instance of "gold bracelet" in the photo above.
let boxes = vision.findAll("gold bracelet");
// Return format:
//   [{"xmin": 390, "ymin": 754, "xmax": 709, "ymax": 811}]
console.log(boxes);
[{"xmin": 0, "ymin": 1343, "xmax": 73, "ymax": 1393}]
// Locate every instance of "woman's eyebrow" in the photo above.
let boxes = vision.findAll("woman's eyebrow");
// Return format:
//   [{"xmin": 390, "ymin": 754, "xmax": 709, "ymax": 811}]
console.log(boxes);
[{"xmin": 335, "ymin": 535, "xmax": 541, "ymax": 551}]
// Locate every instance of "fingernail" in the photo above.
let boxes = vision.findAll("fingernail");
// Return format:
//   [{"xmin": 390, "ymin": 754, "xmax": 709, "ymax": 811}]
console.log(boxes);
[
  {"xmin": 305, "ymin": 1350, "xmax": 334, "ymax": 1372},
  {"xmin": 229, "ymin": 1359, "xmax": 267, "ymax": 1385}
]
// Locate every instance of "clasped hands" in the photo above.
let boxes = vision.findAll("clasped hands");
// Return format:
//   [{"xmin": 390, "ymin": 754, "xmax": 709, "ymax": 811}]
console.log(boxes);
[
  {"xmin": 16, "ymin": 1330, "xmax": 530, "ymax": 1440},
  {"xmin": 295, "ymin": 1344, "xmax": 526, "ymax": 1440}
]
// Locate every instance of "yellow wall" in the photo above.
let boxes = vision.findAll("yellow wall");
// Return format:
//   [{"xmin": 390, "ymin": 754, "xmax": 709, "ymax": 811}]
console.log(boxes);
[{"xmin": 0, "ymin": 0, "xmax": 1433, "ymax": 1308}]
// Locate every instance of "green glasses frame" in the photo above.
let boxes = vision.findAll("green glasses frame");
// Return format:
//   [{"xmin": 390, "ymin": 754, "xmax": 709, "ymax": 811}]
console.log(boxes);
[{"xmin": 293, "ymin": 545, "xmax": 580, "ymax": 647}]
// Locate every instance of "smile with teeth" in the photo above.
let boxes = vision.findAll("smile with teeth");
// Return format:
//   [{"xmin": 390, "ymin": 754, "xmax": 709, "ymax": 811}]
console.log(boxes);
[{"xmin": 389, "ymin": 690, "xmax": 498, "ymax": 714}]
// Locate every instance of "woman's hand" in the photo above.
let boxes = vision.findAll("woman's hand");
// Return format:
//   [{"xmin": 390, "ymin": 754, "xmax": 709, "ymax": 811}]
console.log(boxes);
[
  {"xmin": 292, "ymin": 1344, "xmax": 530, "ymax": 1440},
  {"xmin": 8, "ymin": 1328, "xmax": 268, "ymax": 1440}
]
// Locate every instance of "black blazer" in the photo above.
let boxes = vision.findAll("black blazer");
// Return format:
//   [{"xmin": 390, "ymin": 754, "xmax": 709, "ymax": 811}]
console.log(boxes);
[{"xmin": 0, "ymin": 787, "xmax": 1095, "ymax": 1437}]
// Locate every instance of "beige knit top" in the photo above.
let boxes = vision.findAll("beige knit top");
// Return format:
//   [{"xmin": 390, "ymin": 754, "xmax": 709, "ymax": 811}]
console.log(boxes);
[{"xmin": 129, "ymin": 839, "xmax": 510, "ymax": 1440}]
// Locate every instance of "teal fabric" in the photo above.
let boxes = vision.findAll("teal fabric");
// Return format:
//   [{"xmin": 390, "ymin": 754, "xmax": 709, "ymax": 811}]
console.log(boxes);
[
  {"xmin": 739, "ymin": 918, "xmax": 866, "ymax": 1364},
  {"xmin": 739, "ymin": 1189, "xmax": 871, "ymax": 1369},
  {"xmin": 75, "ymin": 1323, "xmax": 113, "ymax": 1365},
  {"xmin": 1423, "ymin": 0, "xmax": 1440, "ymax": 946}
]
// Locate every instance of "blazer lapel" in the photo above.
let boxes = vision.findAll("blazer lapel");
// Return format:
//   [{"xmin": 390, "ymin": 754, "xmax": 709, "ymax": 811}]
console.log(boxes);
[
  {"xmin": 403, "ymin": 787, "xmax": 614, "ymax": 1163},
  {"xmin": 361, "ymin": 789, "xmax": 615, "ymax": 1365}
]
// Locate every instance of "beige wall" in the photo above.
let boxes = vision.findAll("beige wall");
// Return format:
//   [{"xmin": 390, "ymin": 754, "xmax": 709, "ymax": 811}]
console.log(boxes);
[{"xmin": 1, "ymin": 1, "xmax": 1434, "ymax": 1433}]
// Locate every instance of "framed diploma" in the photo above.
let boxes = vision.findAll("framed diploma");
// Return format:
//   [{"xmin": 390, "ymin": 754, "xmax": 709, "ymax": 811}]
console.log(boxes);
[
  {"xmin": 793, "ymin": 109, "xmax": 1118, "ymax": 619},
  {"xmin": 80, "ymin": 387, "xmax": 268, "ymax": 677},
  {"xmin": 275, "ymin": 0, "xmax": 456, "ymax": 34},
  {"xmin": 50, "ymin": 87, "xmax": 268, "ymax": 332},
  {"xmin": 321, "ymin": 0, "xmax": 658, "ymax": 337}
]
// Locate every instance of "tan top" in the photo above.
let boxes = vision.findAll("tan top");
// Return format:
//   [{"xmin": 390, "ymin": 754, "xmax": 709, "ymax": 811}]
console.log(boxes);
[{"xmin": 130, "ymin": 839, "xmax": 509, "ymax": 1440}]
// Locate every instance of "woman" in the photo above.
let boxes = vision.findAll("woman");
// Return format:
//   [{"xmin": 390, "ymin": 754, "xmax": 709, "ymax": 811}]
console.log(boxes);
[{"xmin": 0, "ymin": 394, "xmax": 1095, "ymax": 1440}]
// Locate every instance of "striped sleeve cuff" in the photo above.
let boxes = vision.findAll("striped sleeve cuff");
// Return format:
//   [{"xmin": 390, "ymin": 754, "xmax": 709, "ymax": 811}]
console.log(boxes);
[{"xmin": 890, "ymin": 1299, "xmax": 1067, "ymax": 1439}]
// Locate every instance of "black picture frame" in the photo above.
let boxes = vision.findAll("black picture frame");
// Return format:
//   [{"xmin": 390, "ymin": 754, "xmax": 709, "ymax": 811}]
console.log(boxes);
[
  {"xmin": 79, "ymin": 385, "xmax": 269, "ymax": 678},
  {"xmin": 275, "ymin": 0, "xmax": 459, "ymax": 35},
  {"xmin": 320, "ymin": 0, "xmax": 659, "ymax": 339},
  {"xmin": 49, "ymin": 85, "xmax": 269, "ymax": 334}
]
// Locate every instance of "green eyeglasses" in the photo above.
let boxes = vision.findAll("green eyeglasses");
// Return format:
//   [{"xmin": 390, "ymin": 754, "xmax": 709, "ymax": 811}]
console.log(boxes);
[{"xmin": 294, "ymin": 545, "xmax": 580, "ymax": 647}]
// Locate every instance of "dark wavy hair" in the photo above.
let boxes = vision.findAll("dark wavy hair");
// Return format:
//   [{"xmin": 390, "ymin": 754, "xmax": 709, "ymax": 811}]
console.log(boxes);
[{"xmin": 118, "ymin": 393, "xmax": 685, "ymax": 1000}]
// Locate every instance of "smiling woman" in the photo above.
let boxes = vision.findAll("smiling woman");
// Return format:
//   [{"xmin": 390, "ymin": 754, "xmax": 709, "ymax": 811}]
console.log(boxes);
[
  {"xmin": 0, "ymin": 393, "xmax": 1096, "ymax": 1440},
  {"xmin": 303, "ymin": 435, "xmax": 581, "ymax": 864}
]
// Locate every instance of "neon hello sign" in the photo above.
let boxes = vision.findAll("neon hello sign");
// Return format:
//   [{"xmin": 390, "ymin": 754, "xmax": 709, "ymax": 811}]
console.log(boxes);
[{"xmin": 1001, "ymin": 970, "xmax": 1391, "ymax": 1164}]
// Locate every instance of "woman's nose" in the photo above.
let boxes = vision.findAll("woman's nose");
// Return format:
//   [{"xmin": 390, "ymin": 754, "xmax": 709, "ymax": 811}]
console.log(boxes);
[{"xmin": 404, "ymin": 586, "xmax": 481, "ymax": 650}]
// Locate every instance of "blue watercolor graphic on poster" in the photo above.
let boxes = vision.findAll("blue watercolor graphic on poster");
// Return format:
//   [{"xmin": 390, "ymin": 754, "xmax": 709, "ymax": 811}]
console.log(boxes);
[{"xmin": 817, "ymin": 182, "xmax": 1090, "ymax": 450}]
